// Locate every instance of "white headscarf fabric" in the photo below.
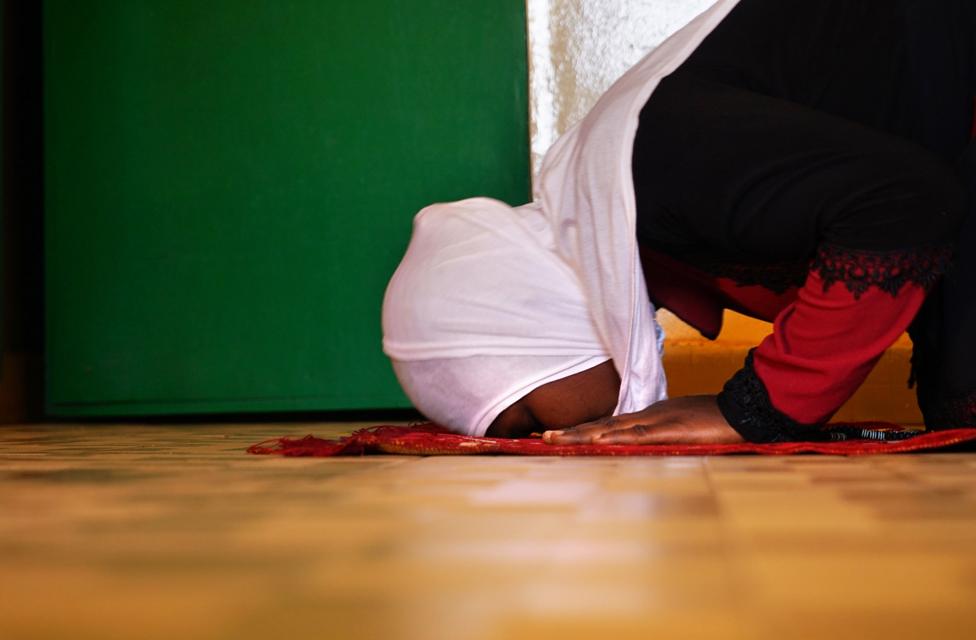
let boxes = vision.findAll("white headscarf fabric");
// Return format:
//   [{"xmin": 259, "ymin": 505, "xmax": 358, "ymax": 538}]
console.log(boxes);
[
  {"xmin": 382, "ymin": 0, "xmax": 739, "ymax": 437},
  {"xmin": 382, "ymin": 198, "xmax": 614, "ymax": 436}
]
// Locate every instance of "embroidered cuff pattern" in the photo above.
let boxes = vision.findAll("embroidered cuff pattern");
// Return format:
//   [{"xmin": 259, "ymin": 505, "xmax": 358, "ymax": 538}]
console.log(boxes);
[{"xmin": 717, "ymin": 351, "xmax": 824, "ymax": 443}]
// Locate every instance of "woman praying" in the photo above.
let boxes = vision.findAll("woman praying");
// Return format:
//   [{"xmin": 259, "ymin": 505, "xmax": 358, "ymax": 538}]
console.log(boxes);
[{"xmin": 382, "ymin": 0, "xmax": 976, "ymax": 445}]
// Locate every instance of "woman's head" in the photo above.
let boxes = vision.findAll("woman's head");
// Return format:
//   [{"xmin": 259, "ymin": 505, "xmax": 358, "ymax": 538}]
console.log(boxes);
[
  {"xmin": 382, "ymin": 198, "xmax": 618, "ymax": 436},
  {"xmin": 485, "ymin": 358, "xmax": 620, "ymax": 437}
]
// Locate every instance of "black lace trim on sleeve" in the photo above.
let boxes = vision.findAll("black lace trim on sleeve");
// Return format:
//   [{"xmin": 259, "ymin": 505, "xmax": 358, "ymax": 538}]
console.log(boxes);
[
  {"xmin": 717, "ymin": 351, "xmax": 825, "ymax": 443},
  {"xmin": 811, "ymin": 243, "xmax": 953, "ymax": 299},
  {"xmin": 681, "ymin": 244, "xmax": 952, "ymax": 298}
]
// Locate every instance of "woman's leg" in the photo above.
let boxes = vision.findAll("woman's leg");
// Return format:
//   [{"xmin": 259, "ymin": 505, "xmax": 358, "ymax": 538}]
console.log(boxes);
[
  {"xmin": 634, "ymin": 74, "xmax": 965, "ymax": 262},
  {"xmin": 910, "ymin": 142, "xmax": 976, "ymax": 428},
  {"xmin": 633, "ymin": 73, "xmax": 966, "ymax": 441}
]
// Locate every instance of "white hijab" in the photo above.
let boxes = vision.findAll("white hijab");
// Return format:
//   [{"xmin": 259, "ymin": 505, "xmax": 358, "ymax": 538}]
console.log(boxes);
[{"xmin": 382, "ymin": 0, "xmax": 739, "ymax": 436}]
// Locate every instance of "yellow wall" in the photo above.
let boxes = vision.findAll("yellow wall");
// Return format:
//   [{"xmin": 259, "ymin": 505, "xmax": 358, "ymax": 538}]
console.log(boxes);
[{"xmin": 660, "ymin": 311, "xmax": 920, "ymax": 423}]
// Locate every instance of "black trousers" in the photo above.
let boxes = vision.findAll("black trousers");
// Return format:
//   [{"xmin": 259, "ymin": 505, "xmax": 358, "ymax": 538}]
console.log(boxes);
[
  {"xmin": 633, "ymin": 0, "xmax": 976, "ymax": 432},
  {"xmin": 912, "ymin": 145, "xmax": 976, "ymax": 426}
]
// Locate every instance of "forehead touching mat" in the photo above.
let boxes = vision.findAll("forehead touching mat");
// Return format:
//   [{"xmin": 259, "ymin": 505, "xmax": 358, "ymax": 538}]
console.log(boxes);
[{"xmin": 247, "ymin": 424, "xmax": 976, "ymax": 457}]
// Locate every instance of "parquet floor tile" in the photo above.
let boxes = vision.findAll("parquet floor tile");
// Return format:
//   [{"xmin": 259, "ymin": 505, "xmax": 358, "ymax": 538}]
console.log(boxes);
[{"xmin": 1, "ymin": 423, "xmax": 973, "ymax": 639}]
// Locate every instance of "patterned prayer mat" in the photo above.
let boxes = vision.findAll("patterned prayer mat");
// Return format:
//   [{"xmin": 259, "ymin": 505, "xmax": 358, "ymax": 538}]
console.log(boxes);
[{"xmin": 248, "ymin": 423, "xmax": 976, "ymax": 457}]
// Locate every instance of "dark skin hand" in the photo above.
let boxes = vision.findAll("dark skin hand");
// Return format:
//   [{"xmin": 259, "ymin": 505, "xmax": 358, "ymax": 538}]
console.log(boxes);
[
  {"xmin": 542, "ymin": 395, "xmax": 745, "ymax": 445},
  {"xmin": 485, "ymin": 360, "xmax": 745, "ymax": 444}
]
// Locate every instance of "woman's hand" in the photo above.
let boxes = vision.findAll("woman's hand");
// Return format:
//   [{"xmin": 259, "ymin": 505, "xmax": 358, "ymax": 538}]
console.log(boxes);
[{"xmin": 541, "ymin": 395, "xmax": 745, "ymax": 445}]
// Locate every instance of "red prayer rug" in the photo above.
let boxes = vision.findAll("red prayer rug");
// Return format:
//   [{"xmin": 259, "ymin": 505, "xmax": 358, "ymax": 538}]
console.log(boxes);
[{"xmin": 247, "ymin": 423, "xmax": 976, "ymax": 457}]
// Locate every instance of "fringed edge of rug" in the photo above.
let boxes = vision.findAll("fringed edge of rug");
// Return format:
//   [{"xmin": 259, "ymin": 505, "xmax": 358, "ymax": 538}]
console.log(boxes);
[{"xmin": 247, "ymin": 423, "xmax": 976, "ymax": 457}]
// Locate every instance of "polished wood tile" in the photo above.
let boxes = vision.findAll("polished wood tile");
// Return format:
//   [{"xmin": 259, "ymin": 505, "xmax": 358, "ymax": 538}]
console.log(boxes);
[{"xmin": 1, "ymin": 423, "xmax": 974, "ymax": 639}]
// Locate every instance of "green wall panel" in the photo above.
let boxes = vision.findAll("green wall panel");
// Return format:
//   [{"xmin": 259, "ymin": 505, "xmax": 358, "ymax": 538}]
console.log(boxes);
[{"xmin": 45, "ymin": 0, "xmax": 530, "ymax": 416}]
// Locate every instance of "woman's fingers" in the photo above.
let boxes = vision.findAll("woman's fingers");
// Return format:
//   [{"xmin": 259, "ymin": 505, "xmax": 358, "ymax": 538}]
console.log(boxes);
[
  {"xmin": 558, "ymin": 421, "xmax": 742, "ymax": 445},
  {"xmin": 592, "ymin": 422, "xmax": 686, "ymax": 444},
  {"xmin": 592, "ymin": 423, "xmax": 657, "ymax": 444},
  {"xmin": 542, "ymin": 418, "xmax": 621, "ymax": 444},
  {"xmin": 541, "ymin": 396, "xmax": 745, "ymax": 445},
  {"xmin": 542, "ymin": 415, "xmax": 656, "ymax": 444},
  {"xmin": 543, "ymin": 420, "xmax": 679, "ymax": 445}
]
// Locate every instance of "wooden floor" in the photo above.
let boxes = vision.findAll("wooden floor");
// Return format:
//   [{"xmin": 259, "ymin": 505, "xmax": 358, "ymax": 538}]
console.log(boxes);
[{"xmin": 2, "ymin": 423, "xmax": 975, "ymax": 640}]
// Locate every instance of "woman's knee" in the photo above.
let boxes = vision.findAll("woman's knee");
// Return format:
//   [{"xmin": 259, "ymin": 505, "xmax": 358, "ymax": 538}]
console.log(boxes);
[
  {"xmin": 826, "ymin": 147, "xmax": 967, "ymax": 250},
  {"xmin": 917, "ymin": 154, "xmax": 968, "ymax": 238}
]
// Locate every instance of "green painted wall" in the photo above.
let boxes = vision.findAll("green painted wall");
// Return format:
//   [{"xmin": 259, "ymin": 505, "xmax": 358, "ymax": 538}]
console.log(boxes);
[
  {"xmin": 45, "ymin": 0, "xmax": 530, "ymax": 416},
  {"xmin": 1, "ymin": 1, "xmax": 4, "ymax": 373}
]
